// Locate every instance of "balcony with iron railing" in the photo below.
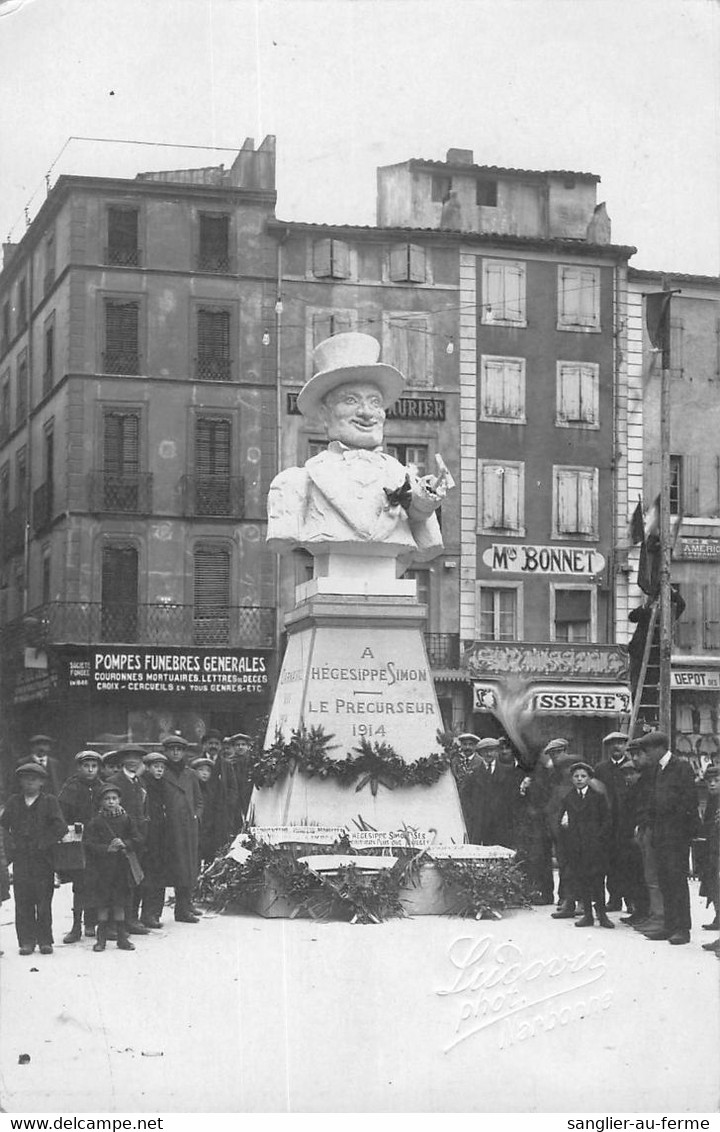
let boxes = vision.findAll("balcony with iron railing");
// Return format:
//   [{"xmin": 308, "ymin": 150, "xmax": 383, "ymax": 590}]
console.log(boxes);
[
  {"xmin": 196, "ymin": 252, "xmax": 231, "ymax": 274},
  {"xmin": 423, "ymin": 632, "xmax": 461, "ymax": 668},
  {"xmin": 32, "ymin": 482, "xmax": 53, "ymax": 534},
  {"xmin": 195, "ymin": 355, "xmax": 232, "ymax": 382},
  {"xmin": 0, "ymin": 601, "xmax": 276, "ymax": 654},
  {"xmin": 181, "ymin": 474, "xmax": 244, "ymax": 519},
  {"xmin": 88, "ymin": 470, "xmax": 154, "ymax": 514},
  {"xmin": 102, "ymin": 351, "xmax": 140, "ymax": 375},
  {"xmin": 1, "ymin": 507, "xmax": 26, "ymax": 561},
  {"xmin": 104, "ymin": 246, "xmax": 141, "ymax": 267}
]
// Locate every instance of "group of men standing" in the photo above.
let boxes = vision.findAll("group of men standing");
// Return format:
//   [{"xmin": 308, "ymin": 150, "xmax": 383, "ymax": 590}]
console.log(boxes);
[
  {"xmin": 455, "ymin": 727, "xmax": 718, "ymax": 950},
  {"xmin": 0, "ymin": 729, "xmax": 254, "ymax": 955}
]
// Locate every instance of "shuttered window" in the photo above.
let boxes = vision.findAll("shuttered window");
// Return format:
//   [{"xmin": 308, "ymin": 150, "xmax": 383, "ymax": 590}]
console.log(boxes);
[
  {"xmin": 107, "ymin": 207, "xmax": 139, "ymax": 266},
  {"xmin": 198, "ymin": 214, "xmax": 230, "ymax": 272},
  {"xmin": 0, "ymin": 465, "xmax": 9, "ymax": 518},
  {"xmin": 703, "ymin": 585, "xmax": 720, "ymax": 650},
  {"xmin": 101, "ymin": 544, "xmax": 138, "ymax": 642},
  {"xmin": 478, "ymin": 461, "xmax": 524, "ymax": 534},
  {"xmin": 17, "ymin": 277, "xmax": 27, "ymax": 332},
  {"xmin": 194, "ymin": 416, "xmax": 232, "ymax": 515},
  {"xmin": 15, "ymin": 355, "xmax": 27, "ymax": 427},
  {"xmin": 16, "ymin": 449, "xmax": 26, "ymax": 510},
  {"xmin": 480, "ymin": 356, "xmax": 525, "ymax": 421},
  {"xmin": 385, "ymin": 443, "xmax": 429, "ymax": 477},
  {"xmin": 311, "ymin": 310, "xmax": 353, "ymax": 348},
  {"xmin": 557, "ymin": 266, "xmax": 600, "ymax": 330},
  {"xmin": 197, "ymin": 308, "xmax": 232, "ymax": 381},
  {"xmin": 0, "ymin": 378, "xmax": 10, "ymax": 443},
  {"xmin": 193, "ymin": 544, "xmax": 231, "ymax": 645},
  {"xmin": 1, "ymin": 303, "xmax": 9, "ymax": 352},
  {"xmin": 104, "ymin": 300, "xmax": 140, "ymax": 374},
  {"xmin": 389, "ymin": 243, "xmax": 427, "ymax": 283},
  {"xmin": 385, "ymin": 315, "xmax": 430, "ymax": 386},
  {"xmin": 43, "ymin": 322, "xmax": 55, "ymax": 396},
  {"xmin": 44, "ymin": 230, "xmax": 56, "ymax": 293},
  {"xmin": 312, "ymin": 239, "xmax": 350, "ymax": 279},
  {"xmin": 556, "ymin": 362, "xmax": 599, "ymax": 426},
  {"xmin": 554, "ymin": 588, "xmax": 592, "ymax": 642},
  {"xmin": 482, "ymin": 259, "xmax": 526, "ymax": 325},
  {"xmin": 478, "ymin": 586, "xmax": 518, "ymax": 641},
  {"xmin": 670, "ymin": 320, "xmax": 684, "ymax": 379},
  {"xmin": 554, "ymin": 466, "xmax": 598, "ymax": 537},
  {"xmin": 103, "ymin": 411, "xmax": 141, "ymax": 511}
]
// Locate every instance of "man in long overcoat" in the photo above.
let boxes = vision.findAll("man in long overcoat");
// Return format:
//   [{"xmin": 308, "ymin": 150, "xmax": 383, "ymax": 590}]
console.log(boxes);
[
  {"xmin": 640, "ymin": 730, "xmax": 699, "ymax": 945},
  {"xmin": 161, "ymin": 735, "xmax": 203, "ymax": 922},
  {"xmin": 593, "ymin": 731, "xmax": 631, "ymax": 911},
  {"xmin": 107, "ymin": 745, "xmax": 149, "ymax": 935}
]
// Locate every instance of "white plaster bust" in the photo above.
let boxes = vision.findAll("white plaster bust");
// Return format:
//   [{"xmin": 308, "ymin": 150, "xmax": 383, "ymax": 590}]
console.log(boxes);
[{"xmin": 267, "ymin": 333, "xmax": 452, "ymax": 562}]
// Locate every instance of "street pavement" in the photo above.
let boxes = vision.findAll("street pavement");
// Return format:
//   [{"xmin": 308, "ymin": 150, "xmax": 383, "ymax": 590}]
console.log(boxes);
[{"xmin": 1, "ymin": 880, "xmax": 718, "ymax": 1113}]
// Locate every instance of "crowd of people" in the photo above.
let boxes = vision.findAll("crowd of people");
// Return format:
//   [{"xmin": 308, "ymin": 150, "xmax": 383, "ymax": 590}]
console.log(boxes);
[
  {"xmin": 0, "ymin": 726, "xmax": 718, "ymax": 957},
  {"xmin": 455, "ymin": 728, "xmax": 719, "ymax": 953},
  {"xmin": 0, "ymin": 730, "xmax": 253, "ymax": 955}
]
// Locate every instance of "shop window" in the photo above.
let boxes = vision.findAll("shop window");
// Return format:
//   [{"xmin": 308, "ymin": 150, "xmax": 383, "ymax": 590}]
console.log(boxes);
[
  {"xmin": 103, "ymin": 410, "xmax": 141, "ymax": 511},
  {"xmin": 480, "ymin": 355, "xmax": 525, "ymax": 422},
  {"xmin": 553, "ymin": 587, "xmax": 593, "ymax": 643},
  {"xmin": 478, "ymin": 461, "xmax": 524, "ymax": 535},
  {"xmin": 553, "ymin": 466, "xmax": 598, "ymax": 538},
  {"xmin": 556, "ymin": 362, "xmax": 599, "ymax": 427},
  {"xmin": 481, "ymin": 259, "xmax": 526, "ymax": 326},
  {"xmin": 197, "ymin": 307, "xmax": 232, "ymax": 381},
  {"xmin": 194, "ymin": 416, "xmax": 232, "ymax": 515},
  {"xmin": 385, "ymin": 443, "xmax": 429, "ymax": 477},
  {"xmin": 557, "ymin": 265, "xmax": 600, "ymax": 331},
  {"xmin": 193, "ymin": 543, "xmax": 231, "ymax": 645},
  {"xmin": 384, "ymin": 314, "xmax": 430, "ymax": 387},
  {"xmin": 312, "ymin": 238, "xmax": 350, "ymax": 280},
  {"xmin": 431, "ymin": 175, "xmax": 451, "ymax": 203},
  {"xmin": 101, "ymin": 544, "xmax": 139, "ymax": 642},
  {"xmin": 389, "ymin": 243, "xmax": 427, "ymax": 283},
  {"xmin": 104, "ymin": 299, "xmax": 140, "ymax": 374},
  {"xmin": 477, "ymin": 585, "xmax": 519, "ymax": 642},
  {"xmin": 106, "ymin": 206, "xmax": 140, "ymax": 267},
  {"xmin": 197, "ymin": 213, "xmax": 230, "ymax": 273}
]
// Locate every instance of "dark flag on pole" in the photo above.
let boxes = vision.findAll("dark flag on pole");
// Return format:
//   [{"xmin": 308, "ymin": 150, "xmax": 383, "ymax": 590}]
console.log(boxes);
[
  {"xmin": 628, "ymin": 498, "xmax": 645, "ymax": 545},
  {"xmin": 645, "ymin": 291, "xmax": 672, "ymax": 369}
]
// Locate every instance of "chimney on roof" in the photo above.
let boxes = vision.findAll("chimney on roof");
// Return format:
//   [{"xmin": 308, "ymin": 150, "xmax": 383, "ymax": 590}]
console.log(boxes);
[
  {"xmin": 2, "ymin": 243, "xmax": 18, "ymax": 270},
  {"xmin": 446, "ymin": 148, "xmax": 474, "ymax": 165},
  {"xmin": 229, "ymin": 134, "xmax": 276, "ymax": 191}
]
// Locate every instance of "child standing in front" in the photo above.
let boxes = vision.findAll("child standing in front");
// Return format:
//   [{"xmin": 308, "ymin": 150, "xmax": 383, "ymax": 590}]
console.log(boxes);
[
  {"xmin": 559, "ymin": 761, "xmax": 614, "ymax": 929},
  {"xmin": 1, "ymin": 763, "xmax": 66, "ymax": 955},
  {"xmin": 83, "ymin": 781, "xmax": 144, "ymax": 952}
]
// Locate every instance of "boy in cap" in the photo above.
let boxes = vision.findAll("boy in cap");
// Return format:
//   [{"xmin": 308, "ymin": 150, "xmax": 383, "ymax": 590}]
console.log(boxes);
[
  {"xmin": 27, "ymin": 734, "xmax": 63, "ymax": 795},
  {"xmin": 139, "ymin": 753, "xmax": 168, "ymax": 929},
  {"xmin": 1, "ymin": 763, "xmax": 67, "ymax": 954},
  {"xmin": 57, "ymin": 750, "xmax": 103, "ymax": 942},
  {"xmin": 83, "ymin": 782, "xmax": 144, "ymax": 951},
  {"xmin": 615, "ymin": 758, "xmax": 650, "ymax": 925},
  {"xmin": 558, "ymin": 762, "xmax": 614, "ymax": 928},
  {"xmin": 106, "ymin": 745, "xmax": 149, "ymax": 934}
]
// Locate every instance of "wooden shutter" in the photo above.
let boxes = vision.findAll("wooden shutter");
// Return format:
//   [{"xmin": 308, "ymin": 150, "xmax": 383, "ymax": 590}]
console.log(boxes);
[
  {"xmin": 16, "ymin": 357, "xmax": 27, "ymax": 425},
  {"xmin": 196, "ymin": 417, "xmax": 231, "ymax": 477},
  {"xmin": 683, "ymin": 454, "xmax": 700, "ymax": 515},
  {"xmin": 0, "ymin": 466, "xmax": 9, "ymax": 517},
  {"xmin": 556, "ymin": 469, "xmax": 578, "ymax": 534},
  {"xmin": 313, "ymin": 239, "xmax": 332, "ymax": 277},
  {"xmin": 577, "ymin": 270, "xmax": 599, "ymax": 326},
  {"xmin": 502, "ymin": 465, "xmax": 521, "ymax": 530},
  {"xmin": 101, "ymin": 544, "xmax": 138, "ymax": 641},
  {"xmin": 407, "ymin": 317, "xmax": 428, "ymax": 385},
  {"xmin": 194, "ymin": 545, "xmax": 230, "ymax": 612},
  {"xmin": 312, "ymin": 311, "xmax": 353, "ymax": 348},
  {"xmin": 504, "ymin": 264, "xmax": 525, "ymax": 322},
  {"xmin": 389, "ymin": 245, "xmax": 409, "ymax": 282},
  {"xmin": 676, "ymin": 584, "xmax": 698, "ymax": 649},
  {"xmin": 482, "ymin": 464, "xmax": 505, "ymax": 529},
  {"xmin": 197, "ymin": 308, "xmax": 231, "ymax": 379},
  {"xmin": 577, "ymin": 470, "xmax": 595, "ymax": 534},
  {"xmin": 104, "ymin": 412, "xmax": 140, "ymax": 475},
  {"xmin": 670, "ymin": 320, "xmax": 684, "ymax": 378},
  {"xmin": 483, "ymin": 262, "xmax": 505, "ymax": 318},
  {"xmin": 703, "ymin": 585, "xmax": 720, "ymax": 650},
  {"xmin": 105, "ymin": 301, "xmax": 139, "ymax": 372},
  {"xmin": 331, "ymin": 240, "xmax": 350, "ymax": 279},
  {"xmin": 409, "ymin": 244, "xmax": 426, "ymax": 283},
  {"xmin": 387, "ymin": 319, "xmax": 409, "ymax": 376}
]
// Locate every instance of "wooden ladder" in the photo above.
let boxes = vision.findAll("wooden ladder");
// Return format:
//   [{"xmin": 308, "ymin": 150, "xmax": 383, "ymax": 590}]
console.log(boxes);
[{"xmin": 627, "ymin": 600, "xmax": 661, "ymax": 737}]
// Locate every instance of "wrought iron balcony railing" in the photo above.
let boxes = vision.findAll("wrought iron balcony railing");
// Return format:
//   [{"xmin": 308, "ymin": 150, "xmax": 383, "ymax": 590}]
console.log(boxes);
[
  {"xmin": 424, "ymin": 632, "xmax": 461, "ymax": 668},
  {"xmin": 196, "ymin": 253, "xmax": 231, "ymax": 274},
  {"xmin": 181, "ymin": 474, "xmax": 245, "ymax": 519},
  {"xmin": 1, "ymin": 507, "xmax": 26, "ymax": 561},
  {"xmin": 195, "ymin": 356, "xmax": 232, "ymax": 382},
  {"xmin": 102, "ymin": 351, "xmax": 140, "ymax": 375},
  {"xmin": 88, "ymin": 471, "xmax": 153, "ymax": 514},
  {"xmin": 32, "ymin": 482, "xmax": 53, "ymax": 534},
  {"xmin": 0, "ymin": 601, "xmax": 276, "ymax": 651},
  {"xmin": 104, "ymin": 246, "xmax": 140, "ymax": 267}
]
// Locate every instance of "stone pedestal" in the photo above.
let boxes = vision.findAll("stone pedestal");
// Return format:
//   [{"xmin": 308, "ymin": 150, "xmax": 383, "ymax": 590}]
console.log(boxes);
[{"xmin": 250, "ymin": 559, "xmax": 467, "ymax": 843}]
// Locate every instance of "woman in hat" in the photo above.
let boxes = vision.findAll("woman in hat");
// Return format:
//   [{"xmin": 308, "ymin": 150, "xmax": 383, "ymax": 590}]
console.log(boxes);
[
  {"xmin": 82, "ymin": 782, "xmax": 144, "ymax": 952},
  {"xmin": 558, "ymin": 763, "xmax": 614, "ymax": 928},
  {"xmin": 1, "ymin": 763, "xmax": 67, "ymax": 954}
]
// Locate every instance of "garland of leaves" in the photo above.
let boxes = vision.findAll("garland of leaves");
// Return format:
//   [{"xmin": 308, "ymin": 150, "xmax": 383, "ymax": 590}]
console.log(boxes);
[
  {"xmin": 196, "ymin": 836, "xmax": 537, "ymax": 924},
  {"xmin": 249, "ymin": 725, "xmax": 455, "ymax": 794}
]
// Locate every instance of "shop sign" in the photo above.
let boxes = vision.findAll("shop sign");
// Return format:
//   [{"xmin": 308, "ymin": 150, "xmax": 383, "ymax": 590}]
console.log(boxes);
[
  {"xmin": 13, "ymin": 669, "xmax": 58, "ymax": 705},
  {"xmin": 671, "ymin": 669, "xmax": 720, "ymax": 690},
  {"xmin": 60, "ymin": 645, "xmax": 273, "ymax": 697},
  {"xmin": 482, "ymin": 544, "xmax": 605, "ymax": 576},
  {"xmin": 465, "ymin": 642, "xmax": 628, "ymax": 682},
  {"xmin": 531, "ymin": 686, "xmax": 630, "ymax": 715},
  {"xmin": 675, "ymin": 537, "xmax": 720, "ymax": 562},
  {"xmin": 286, "ymin": 391, "xmax": 446, "ymax": 421}
]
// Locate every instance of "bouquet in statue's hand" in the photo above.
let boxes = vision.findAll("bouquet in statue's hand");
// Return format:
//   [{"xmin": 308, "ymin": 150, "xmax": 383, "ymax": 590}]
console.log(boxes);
[{"xmin": 384, "ymin": 475, "xmax": 413, "ymax": 512}]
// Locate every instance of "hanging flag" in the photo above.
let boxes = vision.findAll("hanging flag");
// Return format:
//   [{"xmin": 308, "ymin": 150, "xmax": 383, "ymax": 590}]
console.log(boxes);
[
  {"xmin": 628, "ymin": 498, "xmax": 644, "ymax": 545},
  {"xmin": 645, "ymin": 291, "xmax": 672, "ymax": 369}
]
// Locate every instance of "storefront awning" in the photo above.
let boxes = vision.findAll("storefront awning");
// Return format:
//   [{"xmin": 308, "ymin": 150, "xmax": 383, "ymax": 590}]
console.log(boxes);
[{"xmin": 473, "ymin": 681, "xmax": 630, "ymax": 715}]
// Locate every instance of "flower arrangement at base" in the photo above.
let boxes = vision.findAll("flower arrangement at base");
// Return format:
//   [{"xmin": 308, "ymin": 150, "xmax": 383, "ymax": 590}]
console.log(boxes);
[{"xmin": 249, "ymin": 726, "xmax": 455, "ymax": 793}]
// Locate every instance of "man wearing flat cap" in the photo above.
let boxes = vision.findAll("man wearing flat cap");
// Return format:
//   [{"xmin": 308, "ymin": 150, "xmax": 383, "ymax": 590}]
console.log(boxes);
[
  {"xmin": 27, "ymin": 734, "xmax": 63, "ymax": 795},
  {"xmin": 267, "ymin": 333, "xmax": 451, "ymax": 564},
  {"xmin": 460, "ymin": 737, "xmax": 518, "ymax": 848},
  {"xmin": 637, "ymin": 731, "xmax": 699, "ymax": 944},
  {"xmin": 593, "ymin": 731, "xmax": 631, "ymax": 912},
  {"xmin": 161, "ymin": 735, "xmax": 203, "ymax": 922},
  {"xmin": 57, "ymin": 750, "xmax": 103, "ymax": 942},
  {"xmin": 106, "ymin": 746, "xmax": 150, "ymax": 934}
]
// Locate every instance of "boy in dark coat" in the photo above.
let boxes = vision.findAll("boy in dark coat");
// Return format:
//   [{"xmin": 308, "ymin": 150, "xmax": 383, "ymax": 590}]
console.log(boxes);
[
  {"xmin": 161, "ymin": 735, "xmax": 203, "ymax": 922},
  {"xmin": 106, "ymin": 745, "xmax": 149, "ymax": 935},
  {"xmin": 559, "ymin": 762, "xmax": 614, "ymax": 928},
  {"xmin": 139, "ymin": 752, "xmax": 169, "ymax": 929},
  {"xmin": 192, "ymin": 757, "xmax": 218, "ymax": 868},
  {"xmin": 83, "ymin": 781, "xmax": 144, "ymax": 951},
  {"xmin": 58, "ymin": 750, "xmax": 103, "ymax": 942},
  {"xmin": 1, "ymin": 763, "xmax": 67, "ymax": 954}
]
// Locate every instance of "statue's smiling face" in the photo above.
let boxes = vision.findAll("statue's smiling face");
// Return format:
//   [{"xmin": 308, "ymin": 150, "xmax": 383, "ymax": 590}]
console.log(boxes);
[{"xmin": 322, "ymin": 382, "xmax": 386, "ymax": 449}]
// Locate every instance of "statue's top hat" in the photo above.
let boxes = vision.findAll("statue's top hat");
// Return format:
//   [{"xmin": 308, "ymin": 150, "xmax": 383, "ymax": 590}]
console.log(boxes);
[{"xmin": 296, "ymin": 333, "xmax": 405, "ymax": 418}]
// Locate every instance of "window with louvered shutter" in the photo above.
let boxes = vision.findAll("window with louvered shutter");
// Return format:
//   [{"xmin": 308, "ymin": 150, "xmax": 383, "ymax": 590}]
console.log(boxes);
[
  {"xmin": 197, "ymin": 308, "xmax": 232, "ymax": 381},
  {"xmin": 194, "ymin": 417, "xmax": 232, "ymax": 515},
  {"xmin": 198, "ymin": 214, "xmax": 230, "ymax": 272},
  {"xmin": 703, "ymin": 585, "xmax": 720, "ymax": 650},
  {"xmin": 670, "ymin": 320, "xmax": 684, "ymax": 379},
  {"xmin": 556, "ymin": 362, "xmax": 599, "ymax": 426},
  {"xmin": 16, "ymin": 449, "xmax": 26, "ymax": 510},
  {"xmin": 479, "ymin": 462, "xmax": 523, "ymax": 533},
  {"xmin": 0, "ymin": 466, "xmax": 9, "ymax": 519},
  {"xmin": 311, "ymin": 311, "xmax": 353, "ymax": 348},
  {"xmin": 557, "ymin": 266, "xmax": 600, "ymax": 330},
  {"xmin": 101, "ymin": 544, "xmax": 138, "ymax": 642},
  {"xmin": 0, "ymin": 379, "xmax": 10, "ymax": 443},
  {"xmin": 44, "ymin": 231, "xmax": 56, "ymax": 293},
  {"xmin": 482, "ymin": 259, "xmax": 526, "ymax": 325},
  {"xmin": 481, "ymin": 356, "xmax": 525, "ymax": 421},
  {"xmin": 389, "ymin": 243, "xmax": 427, "ymax": 283},
  {"xmin": 16, "ymin": 356, "xmax": 27, "ymax": 427},
  {"xmin": 554, "ymin": 466, "xmax": 597, "ymax": 537},
  {"xmin": 312, "ymin": 239, "xmax": 350, "ymax": 279},
  {"xmin": 17, "ymin": 278, "xmax": 27, "ymax": 332},
  {"xmin": 103, "ymin": 411, "xmax": 140, "ymax": 511},
  {"xmin": 43, "ymin": 323, "xmax": 54, "ymax": 396},
  {"xmin": 193, "ymin": 544, "xmax": 231, "ymax": 645},
  {"xmin": 107, "ymin": 207, "xmax": 139, "ymax": 266},
  {"xmin": 104, "ymin": 300, "xmax": 140, "ymax": 374}
]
